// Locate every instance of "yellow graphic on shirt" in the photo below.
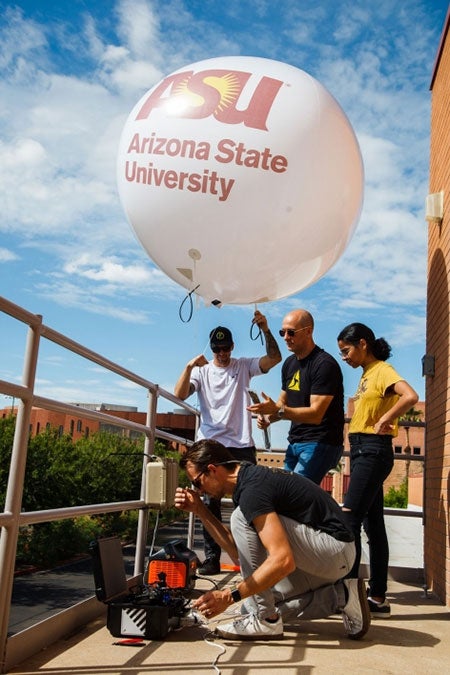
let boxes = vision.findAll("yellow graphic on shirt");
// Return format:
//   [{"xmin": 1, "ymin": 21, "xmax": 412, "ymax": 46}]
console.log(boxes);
[
  {"xmin": 353, "ymin": 377, "xmax": 367, "ymax": 401},
  {"xmin": 287, "ymin": 370, "xmax": 300, "ymax": 391}
]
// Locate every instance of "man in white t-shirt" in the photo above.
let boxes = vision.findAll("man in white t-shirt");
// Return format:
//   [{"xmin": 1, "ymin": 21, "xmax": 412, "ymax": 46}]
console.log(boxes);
[{"xmin": 174, "ymin": 310, "xmax": 281, "ymax": 574}]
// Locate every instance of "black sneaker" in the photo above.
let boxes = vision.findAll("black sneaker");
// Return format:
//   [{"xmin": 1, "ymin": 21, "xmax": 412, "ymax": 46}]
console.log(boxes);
[
  {"xmin": 367, "ymin": 596, "xmax": 391, "ymax": 618},
  {"xmin": 197, "ymin": 557, "xmax": 221, "ymax": 575}
]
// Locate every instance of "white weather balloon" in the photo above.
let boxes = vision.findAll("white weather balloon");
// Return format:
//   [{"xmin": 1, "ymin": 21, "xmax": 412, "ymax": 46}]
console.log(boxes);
[{"xmin": 117, "ymin": 56, "xmax": 364, "ymax": 306}]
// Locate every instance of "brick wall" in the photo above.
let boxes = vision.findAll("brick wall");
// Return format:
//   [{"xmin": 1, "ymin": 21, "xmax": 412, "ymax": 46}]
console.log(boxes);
[
  {"xmin": 427, "ymin": 12, "xmax": 450, "ymax": 606},
  {"xmin": 0, "ymin": 406, "xmax": 196, "ymax": 452}
]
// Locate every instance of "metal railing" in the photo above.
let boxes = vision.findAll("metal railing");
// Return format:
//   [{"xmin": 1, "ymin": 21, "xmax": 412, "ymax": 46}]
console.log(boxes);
[{"xmin": 0, "ymin": 296, "xmax": 199, "ymax": 672}]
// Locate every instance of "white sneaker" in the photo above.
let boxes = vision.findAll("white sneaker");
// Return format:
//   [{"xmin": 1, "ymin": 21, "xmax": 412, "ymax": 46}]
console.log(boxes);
[
  {"xmin": 215, "ymin": 612, "xmax": 283, "ymax": 640},
  {"xmin": 341, "ymin": 578, "xmax": 371, "ymax": 639}
]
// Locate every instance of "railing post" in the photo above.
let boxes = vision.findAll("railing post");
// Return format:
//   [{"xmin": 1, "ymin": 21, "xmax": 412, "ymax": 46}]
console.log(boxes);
[
  {"xmin": 0, "ymin": 318, "xmax": 41, "ymax": 673},
  {"xmin": 134, "ymin": 387, "xmax": 158, "ymax": 577},
  {"xmin": 187, "ymin": 411, "xmax": 201, "ymax": 551}
]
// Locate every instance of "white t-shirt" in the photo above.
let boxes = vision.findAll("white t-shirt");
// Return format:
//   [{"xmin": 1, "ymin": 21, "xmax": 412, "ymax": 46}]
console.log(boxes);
[{"xmin": 190, "ymin": 357, "xmax": 262, "ymax": 448}]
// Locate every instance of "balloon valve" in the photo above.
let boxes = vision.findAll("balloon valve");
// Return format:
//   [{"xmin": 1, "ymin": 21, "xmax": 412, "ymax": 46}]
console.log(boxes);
[{"xmin": 211, "ymin": 299, "xmax": 222, "ymax": 308}]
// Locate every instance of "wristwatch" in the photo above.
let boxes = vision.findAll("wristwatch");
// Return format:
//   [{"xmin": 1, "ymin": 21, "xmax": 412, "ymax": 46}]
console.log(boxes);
[
  {"xmin": 277, "ymin": 404, "xmax": 285, "ymax": 419},
  {"xmin": 230, "ymin": 585, "xmax": 242, "ymax": 603}
]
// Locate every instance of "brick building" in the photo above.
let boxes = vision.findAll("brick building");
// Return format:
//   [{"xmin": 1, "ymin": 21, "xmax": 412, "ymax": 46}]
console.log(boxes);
[
  {"xmin": 0, "ymin": 403, "xmax": 196, "ymax": 453},
  {"xmin": 426, "ymin": 6, "xmax": 450, "ymax": 608}
]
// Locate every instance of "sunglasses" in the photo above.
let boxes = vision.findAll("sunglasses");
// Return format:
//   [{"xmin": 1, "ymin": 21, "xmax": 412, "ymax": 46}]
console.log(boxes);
[
  {"xmin": 339, "ymin": 346, "xmax": 354, "ymax": 358},
  {"xmin": 191, "ymin": 460, "xmax": 237, "ymax": 490},
  {"xmin": 191, "ymin": 469, "xmax": 206, "ymax": 490},
  {"xmin": 279, "ymin": 326, "xmax": 311, "ymax": 337},
  {"xmin": 211, "ymin": 345, "xmax": 232, "ymax": 353}
]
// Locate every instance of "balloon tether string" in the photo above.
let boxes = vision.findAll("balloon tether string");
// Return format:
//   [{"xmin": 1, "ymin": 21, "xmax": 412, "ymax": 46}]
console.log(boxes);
[
  {"xmin": 179, "ymin": 284, "xmax": 200, "ymax": 323},
  {"xmin": 250, "ymin": 302, "xmax": 263, "ymax": 344}
]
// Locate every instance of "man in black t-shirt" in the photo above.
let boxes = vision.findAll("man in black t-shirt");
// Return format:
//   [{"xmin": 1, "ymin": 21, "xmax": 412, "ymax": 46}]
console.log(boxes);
[
  {"xmin": 248, "ymin": 309, "xmax": 344, "ymax": 484},
  {"xmin": 175, "ymin": 440, "xmax": 371, "ymax": 642}
]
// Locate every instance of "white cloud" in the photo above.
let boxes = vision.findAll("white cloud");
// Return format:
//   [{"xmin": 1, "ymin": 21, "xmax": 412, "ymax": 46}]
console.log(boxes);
[
  {"xmin": 115, "ymin": 0, "xmax": 161, "ymax": 60},
  {"xmin": 31, "ymin": 278, "xmax": 153, "ymax": 323},
  {"xmin": 0, "ymin": 247, "xmax": 19, "ymax": 262},
  {"xmin": 388, "ymin": 313, "xmax": 426, "ymax": 348},
  {"xmin": 63, "ymin": 254, "xmax": 153, "ymax": 285},
  {"xmin": 0, "ymin": 7, "xmax": 47, "ymax": 72}
]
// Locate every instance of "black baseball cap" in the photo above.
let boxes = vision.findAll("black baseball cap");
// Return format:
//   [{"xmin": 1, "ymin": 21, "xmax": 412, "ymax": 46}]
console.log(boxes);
[{"xmin": 210, "ymin": 326, "xmax": 233, "ymax": 349}]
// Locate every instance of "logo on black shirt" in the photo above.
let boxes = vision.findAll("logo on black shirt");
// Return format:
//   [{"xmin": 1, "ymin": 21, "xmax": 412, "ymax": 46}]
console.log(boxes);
[{"xmin": 288, "ymin": 370, "xmax": 300, "ymax": 391}]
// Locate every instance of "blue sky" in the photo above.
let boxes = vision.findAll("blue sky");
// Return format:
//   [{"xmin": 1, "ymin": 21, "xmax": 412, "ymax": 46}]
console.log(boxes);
[{"xmin": 1, "ymin": 0, "xmax": 448, "ymax": 450}]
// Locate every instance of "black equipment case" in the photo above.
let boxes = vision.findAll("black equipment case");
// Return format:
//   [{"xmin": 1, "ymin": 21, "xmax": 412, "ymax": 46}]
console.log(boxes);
[{"xmin": 90, "ymin": 536, "xmax": 198, "ymax": 640}]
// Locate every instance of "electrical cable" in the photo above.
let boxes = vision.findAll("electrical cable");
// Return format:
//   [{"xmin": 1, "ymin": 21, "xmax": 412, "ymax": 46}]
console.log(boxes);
[
  {"xmin": 203, "ymin": 630, "xmax": 227, "ymax": 674},
  {"xmin": 198, "ymin": 609, "xmax": 254, "ymax": 675},
  {"xmin": 192, "ymin": 575, "xmax": 220, "ymax": 589},
  {"xmin": 148, "ymin": 509, "xmax": 161, "ymax": 556}
]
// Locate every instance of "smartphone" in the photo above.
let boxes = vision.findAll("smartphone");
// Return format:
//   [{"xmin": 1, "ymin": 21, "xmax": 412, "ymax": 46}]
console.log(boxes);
[
  {"xmin": 247, "ymin": 390, "xmax": 271, "ymax": 450},
  {"xmin": 247, "ymin": 389, "xmax": 260, "ymax": 404}
]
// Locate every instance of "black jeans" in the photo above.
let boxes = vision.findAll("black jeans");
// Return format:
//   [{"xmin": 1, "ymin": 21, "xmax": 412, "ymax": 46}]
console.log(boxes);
[
  {"xmin": 202, "ymin": 446, "xmax": 257, "ymax": 560},
  {"xmin": 343, "ymin": 433, "xmax": 394, "ymax": 598}
]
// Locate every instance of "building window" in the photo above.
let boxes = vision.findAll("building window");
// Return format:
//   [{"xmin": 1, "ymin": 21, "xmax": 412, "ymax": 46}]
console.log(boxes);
[
  {"xmin": 46, "ymin": 422, "xmax": 51, "ymax": 430},
  {"xmin": 70, "ymin": 420, "xmax": 75, "ymax": 436},
  {"xmin": 36, "ymin": 422, "xmax": 40, "ymax": 434},
  {"xmin": 84, "ymin": 427, "xmax": 89, "ymax": 438},
  {"xmin": 394, "ymin": 446, "xmax": 402, "ymax": 454},
  {"xmin": 413, "ymin": 446, "xmax": 421, "ymax": 455},
  {"xmin": 58, "ymin": 425, "xmax": 64, "ymax": 437},
  {"xmin": 77, "ymin": 420, "xmax": 82, "ymax": 432}
]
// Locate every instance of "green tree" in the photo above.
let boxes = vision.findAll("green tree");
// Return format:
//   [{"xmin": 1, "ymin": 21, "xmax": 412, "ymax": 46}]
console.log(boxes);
[
  {"xmin": 399, "ymin": 407, "xmax": 423, "ymax": 423},
  {"xmin": 23, "ymin": 428, "xmax": 77, "ymax": 510},
  {"xmin": 1, "ymin": 418, "xmax": 186, "ymax": 568},
  {"xmin": 72, "ymin": 431, "xmax": 144, "ymax": 505},
  {"xmin": 0, "ymin": 415, "xmax": 15, "ymax": 505},
  {"xmin": 384, "ymin": 478, "xmax": 408, "ymax": 508}
]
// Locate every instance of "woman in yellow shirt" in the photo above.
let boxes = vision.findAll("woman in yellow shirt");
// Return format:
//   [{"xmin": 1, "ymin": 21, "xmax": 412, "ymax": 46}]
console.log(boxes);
[{"xmin": 337, "ymin": 323, "xmax": 418, "ymax": 618}]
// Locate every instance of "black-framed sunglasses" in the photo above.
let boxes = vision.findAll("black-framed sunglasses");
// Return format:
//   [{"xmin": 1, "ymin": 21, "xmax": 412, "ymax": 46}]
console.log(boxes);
[
  {"xmin": 279, "ymin": 326, "xmax": 311, "ymax": 337},
  {"xmin": 191, "ymin": 469, "xmax": 206, "ymax": 490},
  {"xmin": 191, "ymin": 460, "xmax": 238, "ymax": 490},
  {"xmin": 211, "ymin": 345, "xmax": 232, "ymax": 354}
]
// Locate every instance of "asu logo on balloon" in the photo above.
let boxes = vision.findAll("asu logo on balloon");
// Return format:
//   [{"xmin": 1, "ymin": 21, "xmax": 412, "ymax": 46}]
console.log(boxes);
[
  {"xmin": 134, "ymin": 69, "xmax": 284, "ymax": 131},
  {"xmin": 117, "ymin": 56, "xmax": 364, "ymax": 307}
]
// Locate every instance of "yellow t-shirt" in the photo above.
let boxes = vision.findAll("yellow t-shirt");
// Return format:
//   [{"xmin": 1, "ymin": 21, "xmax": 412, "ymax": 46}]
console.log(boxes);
[{"xmin": 349, "ymin": 360, "xmax": 403, "ymax": 436}]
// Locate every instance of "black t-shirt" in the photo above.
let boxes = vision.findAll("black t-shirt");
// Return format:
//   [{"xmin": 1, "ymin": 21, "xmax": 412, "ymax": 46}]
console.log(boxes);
[
  {"xmin": 282, "ymin": 346, "xmax": 344, "ymax": 445},
  {"xmin": 233, "ymin": 463, "xmax": 353, "ymax": 542}
]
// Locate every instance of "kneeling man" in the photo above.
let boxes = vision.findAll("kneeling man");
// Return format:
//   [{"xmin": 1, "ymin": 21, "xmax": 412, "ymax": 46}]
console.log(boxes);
[{"xmin": 174, "ymin": 439, "xmax": 370, "ymax": 640}]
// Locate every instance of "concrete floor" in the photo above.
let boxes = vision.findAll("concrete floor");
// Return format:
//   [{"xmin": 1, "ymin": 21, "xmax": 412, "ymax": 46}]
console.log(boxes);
[
  {"xmin": 8, "ymin": 574, "xmax": 450, "ymax": 675},
  {"xmin": 7, "ymin": 513, "xmax": 449, "ymax": 675}
]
